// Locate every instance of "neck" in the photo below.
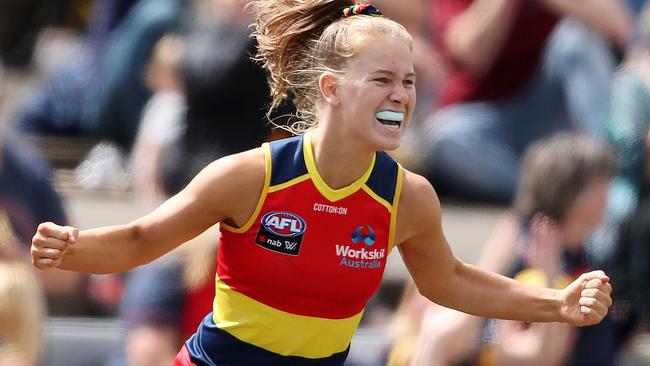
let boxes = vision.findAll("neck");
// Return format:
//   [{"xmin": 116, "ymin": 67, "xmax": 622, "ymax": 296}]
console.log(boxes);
[{"xmin": 308, "ymin": 127, "xmax": 375, "ymax": 190}]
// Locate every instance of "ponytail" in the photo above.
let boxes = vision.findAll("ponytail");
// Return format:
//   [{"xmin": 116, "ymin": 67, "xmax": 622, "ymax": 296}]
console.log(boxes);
[{"xmin": 249, "ymin": 0, "xmax": 411, "ymax": 132}]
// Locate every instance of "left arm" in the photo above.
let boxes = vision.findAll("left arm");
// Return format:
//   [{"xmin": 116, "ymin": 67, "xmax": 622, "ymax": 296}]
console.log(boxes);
[{"xmin": 394, "ymin": 171, "xmax": 612, "ymax": 325}]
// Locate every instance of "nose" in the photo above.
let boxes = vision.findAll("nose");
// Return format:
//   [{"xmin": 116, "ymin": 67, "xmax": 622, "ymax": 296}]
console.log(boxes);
[{"xmin": 390, "ymin": 83, "xmax": 409, "ymax": 105}]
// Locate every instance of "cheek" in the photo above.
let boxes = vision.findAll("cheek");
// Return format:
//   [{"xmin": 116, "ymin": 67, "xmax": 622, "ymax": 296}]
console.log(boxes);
[
  {"xmin": 585, "ymin": 191, "xmax": 608, "ymax": 227},
  {"xmin": 568, "ymin": 184, "xmax": 609, "ymax": 235},
  {"xmin": 408, "ymin": 89, "xmax": 417, "ymax": 108},
  {"xmin": 569, "ymin": 202, "xmax": 606, "ymax": 235}
]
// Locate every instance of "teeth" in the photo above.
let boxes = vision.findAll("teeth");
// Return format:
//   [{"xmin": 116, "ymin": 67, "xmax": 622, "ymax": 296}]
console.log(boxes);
[
  {"xmin": 376, "ymin": 111, "xmax": 404, "ymax": 122},
  {"xmin": 381, "ymin": 122, "xmax": 400, "ymax": 129}
]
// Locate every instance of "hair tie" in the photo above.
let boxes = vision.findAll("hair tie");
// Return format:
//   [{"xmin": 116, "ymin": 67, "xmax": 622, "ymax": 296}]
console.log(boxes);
[{"xmin": 342, "ymin": 3, "xmax": 383, "ymax": 18}]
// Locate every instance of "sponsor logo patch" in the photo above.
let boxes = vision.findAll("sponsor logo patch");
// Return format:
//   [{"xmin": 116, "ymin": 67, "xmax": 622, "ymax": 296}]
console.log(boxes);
[
  {"xmin": 336, "ymin": 225, "xmax": 385, "ymax": 269},
  {"xmin": 351, "ymin": 225, "xmax": 376, "ymax": 246},
  {"xmin": 255, "ymin": 211, "xmax": 306, "ymax": 255}
]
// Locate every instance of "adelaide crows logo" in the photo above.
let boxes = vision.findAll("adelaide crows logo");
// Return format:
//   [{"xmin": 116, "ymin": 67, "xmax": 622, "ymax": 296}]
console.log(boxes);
[{"xmin": 351, "ymin": 225, "xmax": 376, "ymax": 246}]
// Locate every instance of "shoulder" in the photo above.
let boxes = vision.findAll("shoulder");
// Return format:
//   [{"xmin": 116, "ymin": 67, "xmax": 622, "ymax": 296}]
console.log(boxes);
[
  {"xmin": 179, "ymin": 146, "xmax": 266, "ymax": 225},
  {"xmin": 198, "ymin": 147, "xmax": 266, "ymax": 187},
  {"xmin": 395, "ymin": 170, "xmax": 443, "ymax": 245},
  {"xmin": 399, "ymin": 170, "xmax": 441, "ymax": 213}
]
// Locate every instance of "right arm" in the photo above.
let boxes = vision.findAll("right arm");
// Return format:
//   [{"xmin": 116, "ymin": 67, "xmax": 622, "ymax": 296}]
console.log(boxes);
[
  {"xmin": 409, "ymin": 213, "xmax": 521, "ymax": 366},
  {"xmin": 32, "ymin": 148, "xmax": 266, "ymax": 273},
  {"xmin": 394, "ymin": 171, "xmax": 612, "ymax": 326},
  {"xmin": 442, "ymin": 0, "xmax": 520, "ymax": 77}
]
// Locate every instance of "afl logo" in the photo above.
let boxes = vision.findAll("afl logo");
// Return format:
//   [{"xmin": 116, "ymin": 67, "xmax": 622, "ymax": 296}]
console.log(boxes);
[{"xmin": 261, "ymin": 211, "xmax": 306, "ymax": 237}]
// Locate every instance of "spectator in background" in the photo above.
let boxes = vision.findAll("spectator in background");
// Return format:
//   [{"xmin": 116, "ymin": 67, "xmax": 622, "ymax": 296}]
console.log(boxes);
[
  {"xmin": 598, "ymin": 2, "xmax": 650, "ymax": 257},
  {"xmin": 486, "ymin": 133, "xmax": 629, "ymax": 366},
  {"xmin": 384, "ymin": 214, "xmax": 520, "ymax": 366},
  {"xmin": 16, "ymin": 0, "xmax": 188, "ymax": 153},
  {"xmin": 598, "ymin": 4, "xmax": 650, "ymax": 357},
  {"xmin": 0, "ymin": 128, "xmax": 37, "ymax": 366},
  {"xmin": 115, "ymin": 2, "xmax": 286, "ymax": 364},
  {"xmin": 0, "ymin": 129, "xmax": 91, "ymax": 315},
  {"xmin": 133, "ymin": 0, "xmax": 287, "ymax": 199},
  {"xmin": 627, "ymin": 0, "xmax": 648, "ymax": 17},
  {"xmin": 387, "ymin": 133, "xmax": 629, "ymax": 366},
  {"xmin": 131, "ymin": 34, "xmax": 186, "ymax": 205},
  {"xmin": 15, "ymin": 0, "xmax": 139, "ymax": 137},
  {"xmin": 0, "ymin": 242, "xmax": 46, "ymax": 366},
  {"xmin": 0, "ymin": 0, "xmax": 65, "ymax": 67},
  {"xmin": 0, "ymin": 137, "xmax": 67, "ymax": 247},
  {"xmin": 83, "ymin": 0, "xmax": 189, "ymax": 151},
  {"xmin": 0, "ymin": 58, "xmax": 94, "ymax": 316},
  {"xmin": 383, "ymin": 280, "xmax": 431, "ymax": 366},
  {"xmin": 160, "ymin": 17, "xmax": 288, "ymax": 194},
  {"xmin": 417, "ymin": 0, "xmax": 632, "ymax": 203}
]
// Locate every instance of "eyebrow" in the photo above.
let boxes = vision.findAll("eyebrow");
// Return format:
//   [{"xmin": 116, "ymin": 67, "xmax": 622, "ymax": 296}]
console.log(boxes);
[{"xmin": 371, "ymin": 70, "xmax": 417, "ymax": 78}]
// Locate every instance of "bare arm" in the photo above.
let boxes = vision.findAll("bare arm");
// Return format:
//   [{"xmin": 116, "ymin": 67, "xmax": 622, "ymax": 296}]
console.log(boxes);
[
  {"xmin": 394, "ymin": 171, "xmax": 612, "ymax": 325},
  {"xmin": 541, "ymin": 0, "xmax": 632, "ymax": 47},
  {"xmin": 32, "ymin": 148, "xmax": 265, "ymax": 273},
  {"xmin": 409, "ymin": 213, "xmax": 521, "ymax": 366},
  {"xmin": 443, "ymin": 0, "xmax": 520, "ymax": 77}
]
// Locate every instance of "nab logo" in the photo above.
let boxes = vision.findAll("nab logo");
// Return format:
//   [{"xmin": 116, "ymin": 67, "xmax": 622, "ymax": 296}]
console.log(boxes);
[
  {"xmin": 256, "ymin": 211, "xmax": 307, "ymax": 256},
  {"xmin": 351, "ymin": 225, "xmax": 376, "ymax": 246},
  {"xmin": 261, "ymin": 212, "xmax": 306, "ymax": 237}
]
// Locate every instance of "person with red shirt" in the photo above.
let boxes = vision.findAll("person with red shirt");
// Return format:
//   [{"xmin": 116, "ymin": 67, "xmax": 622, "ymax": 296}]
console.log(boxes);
[{"xmin": 418, "ymin": 0, "xmax": 632, "ymax": 203}]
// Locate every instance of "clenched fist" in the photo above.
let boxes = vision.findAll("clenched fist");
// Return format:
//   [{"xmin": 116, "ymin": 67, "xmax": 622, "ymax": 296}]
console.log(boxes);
[
  {"xmin": 31, "ymin": 222, "xmax": 78, "ymax": 270},
  {"xmin": 558, "ymin": 270, "xmax": 613, "ymax": 326}
]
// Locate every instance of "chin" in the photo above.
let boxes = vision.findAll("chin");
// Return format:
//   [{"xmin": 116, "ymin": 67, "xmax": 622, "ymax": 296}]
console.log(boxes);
[
  {"xmin": 374, "ymin": 137, "xmax": 403, "ymax": 152},
  {"xmin": 355, "ymin": 128, "xmax": 404, "ymax": 151}
]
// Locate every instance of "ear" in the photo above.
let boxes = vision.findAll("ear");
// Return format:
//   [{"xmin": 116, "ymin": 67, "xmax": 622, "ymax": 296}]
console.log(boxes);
[{"xmin": 319, "ymin": 72, "xmax": 340, "ymax": 106}]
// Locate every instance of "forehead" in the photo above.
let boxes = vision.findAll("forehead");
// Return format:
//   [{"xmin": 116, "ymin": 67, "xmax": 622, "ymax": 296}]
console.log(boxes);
[
  {"xmin": 576, "ymin": 177, "xmax": 609, "ymax": 199},
  {"xmin": 346, "ymin": 35, "xmax": 414, "ymax": 74}
]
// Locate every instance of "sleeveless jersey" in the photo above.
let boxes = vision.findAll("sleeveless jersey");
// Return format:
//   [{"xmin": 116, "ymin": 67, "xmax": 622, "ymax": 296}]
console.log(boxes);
[{"xmin": 185, "ymin": 131, "xmax": 403, "ymax": 365}]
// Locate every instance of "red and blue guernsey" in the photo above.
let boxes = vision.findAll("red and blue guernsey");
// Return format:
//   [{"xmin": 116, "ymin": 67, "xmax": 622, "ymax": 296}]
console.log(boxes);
[{"xmin": 184, "ymin": 131, "xmax": 404, "ymax": 365}]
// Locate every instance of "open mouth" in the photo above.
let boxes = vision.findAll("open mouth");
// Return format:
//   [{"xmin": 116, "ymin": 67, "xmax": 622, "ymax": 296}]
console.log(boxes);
[{"xmin": 376, "ymin": 111, "xmax": 404, "ymax": 128}]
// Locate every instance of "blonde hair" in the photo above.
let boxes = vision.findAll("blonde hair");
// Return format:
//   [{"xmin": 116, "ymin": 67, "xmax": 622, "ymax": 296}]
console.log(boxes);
[
  {"xmin": 0, "ymin": 261, "xmax": 45, "ymax": 365},
  {"xmin": 249, "ymin": 0, "xmax": 412, "ymax": 133}
]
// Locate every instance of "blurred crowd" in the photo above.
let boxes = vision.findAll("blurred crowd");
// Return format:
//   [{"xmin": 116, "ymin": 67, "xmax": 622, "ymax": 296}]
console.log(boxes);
[{"xmin": 1, "ymin": 0, "xmax": 650, "ymax": 365}]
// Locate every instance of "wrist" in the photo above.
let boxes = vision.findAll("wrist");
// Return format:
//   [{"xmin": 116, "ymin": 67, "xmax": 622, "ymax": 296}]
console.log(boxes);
[{"xmin": 551, "ymin": 287, "xmax": 568, "ymax": 323}]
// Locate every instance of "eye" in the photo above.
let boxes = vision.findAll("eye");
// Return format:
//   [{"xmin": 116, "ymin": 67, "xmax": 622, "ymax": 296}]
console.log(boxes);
[
  {"xmin": 403, "ymin": 79, "xmax": 416, "ymax": 87},
  {"xmin": 373, "ymin": 77, "xmax": 389, "ymax": 84}
]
